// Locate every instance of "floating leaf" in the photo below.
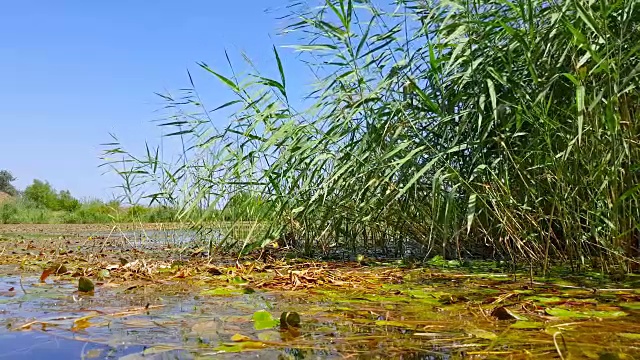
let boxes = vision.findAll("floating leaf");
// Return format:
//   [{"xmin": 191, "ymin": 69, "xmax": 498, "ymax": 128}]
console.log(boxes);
[
  {"xmin": 510, "ymin": 321, "xmax": 544, "ymax": 329},
  {"xmin": 546, "ymin": 307, "xmax": 627, "ymax": 319},
  {"xmin": 200, "ymin": 288, "xmax": 243, "ymax": 296},
  {"xmin": 78, "ymin": 277, "xmax": 94, "ymax": 292},
  {"xmin": 619, "ymin": 302, "xmax": 640, "ymax": 311},
  {"xmin": 214, "ymin": 341, "xmax": 266, "ymax": 353},
  {"xmin": 491, "ymin": 306, "xmax": 523, "ymax": 320},
  {"xmin": 40, "ymin": 263, "xmax": 67, "ymax": 282},
  {"xmin": 525, "ymin": 296, "xmax": 564, "ymax": 304},
  {"xmin": 39, "ymin": 270, "xmax": 53, "ymax": 283},
  {"xmin": 618, "ymin": 333, "xmax": 640, "ymax": 340},
  {"xmin": 467, "ymin": 328, "xmax": 497, "ymax": 340},
  {"xmin": 83, "ymin": 349, "xmax": 102, "ymax": 359},
  {"xmin": 97, "ymin": 269, "xmax": 110, "ymax": 280},
  {"xmin": 252, "ymin": 310, "xmax": 278, "ymax": 330},
  {"xmin": 231, "ymin": 333, "xmax": 252, "ymax": 342},
  {"xmin": 191, "ymin": 320, "xmax": 223, "ymax": 338},
  {"xmin": 230, "ymin": 276, "xmax": 248, "ymax": 285},
  {"xmin": 257, "ymin": 331, "xmax": 280, "ymax": 342},
  {"xmin": 72, "ymin": 317, "xmax": 92, "ymax": 331}
]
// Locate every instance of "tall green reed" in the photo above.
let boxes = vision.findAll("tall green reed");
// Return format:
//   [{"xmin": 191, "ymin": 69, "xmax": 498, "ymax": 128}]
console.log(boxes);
[{"xmin": 102, "ymin": 0, "xmax": 639, "ymax": 270}]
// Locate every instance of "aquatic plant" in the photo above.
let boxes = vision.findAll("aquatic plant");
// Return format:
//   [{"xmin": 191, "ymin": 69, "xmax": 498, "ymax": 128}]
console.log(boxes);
[{"xmin": 102, "ymin": 0, "xmax": 640, "ymax": 270}]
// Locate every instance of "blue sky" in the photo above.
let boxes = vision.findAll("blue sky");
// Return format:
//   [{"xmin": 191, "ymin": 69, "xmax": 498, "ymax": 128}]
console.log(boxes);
[{"xmin": 0, "ymin": 1, "xmax": 310, "ymax": 201}]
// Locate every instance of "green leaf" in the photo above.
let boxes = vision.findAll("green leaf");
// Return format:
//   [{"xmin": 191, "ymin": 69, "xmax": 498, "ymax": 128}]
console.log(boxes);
[
  {"xmin": 619, "ymin": 302, "xmax": 640, "ymax": 311},
  {"xmin": 272, "ymin": 46, "xmax": 286, "ymax": 93},
  {"xmin": 546, "ymin": 307, "xmax": 627, "ymax": 319},
  {"xmin": 576, "ymin": 85, "xmax": 585, "ymax": 144},
  {"xmin": 200, "ymin": 288, "xmax": 244, "ymax": 297},
  {"xmin": 510, "ymin": 321, "xmax": 544, "ymax": 329},
  {"xmin": 356, "ymin": 19, "xmax": 373, "ymax": 58},
  {"xmin": 467, "ymin": 328, "xmax": 497, "ymax": 340},
  {"xmin": 487, "ymin": 79, "xmax": 497, "ymax": 121},
  {"xmin": 198, "ymin": 63, "xmax": 239, "ymax": 93},
  {"xmin": 252, "ymin": 310, "xmax": 279, "ymax": 330},
  {"xmin": 284, "ymin": 44, "xmax": 338, "ymax": 52}
]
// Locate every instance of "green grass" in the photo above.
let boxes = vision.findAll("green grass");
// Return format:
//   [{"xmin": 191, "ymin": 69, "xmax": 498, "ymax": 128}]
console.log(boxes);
[
  {"xmin": 101, "ymin": 0, "xmax": 640, "ymax": 271},
  {"xmin": 0, "ymin": 198, "xmax": 179, "ymax": 224}
]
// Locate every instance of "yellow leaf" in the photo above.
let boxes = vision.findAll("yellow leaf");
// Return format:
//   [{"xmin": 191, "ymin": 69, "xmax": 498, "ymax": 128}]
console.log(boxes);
[{"xmin": 231, "ymin": 333, "xmax": 251, "ymax": 342}]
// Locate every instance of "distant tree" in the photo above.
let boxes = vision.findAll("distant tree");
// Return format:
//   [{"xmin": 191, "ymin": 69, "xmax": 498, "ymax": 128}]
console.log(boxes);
[
  {"xmin": 57, "ymin": 190, "xmax": 81, "ymax": 211},
  {"xmin": 23, "ymin": 180, "xmax": 58, "ymax": 209},
  {"xmin": 0, "ymin": 170, "xmax": 18, "ymax": 196},
  {"xmin": 24, "ymin": 180, "xmax": 82, "ymax": 211}
]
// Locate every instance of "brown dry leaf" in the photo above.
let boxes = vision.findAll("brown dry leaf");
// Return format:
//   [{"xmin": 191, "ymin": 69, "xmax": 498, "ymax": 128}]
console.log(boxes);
[
  {"xmin": 491, "ymin": 306, "xmax": 520, "ymax": 320},
  {"xmin": 206, "ymin": 266, "xmax": 223, "ymax": 275},
  {"xmin": 40, "ymin": 268, "xmax": 54, "ymax": 283},
  {"xmin": 290, "ymin": 272, "xmax": 302, "ymax": 289},
  {"xmin": 173, "ymin": 269, "xmax": 191, "ymax": 279}
]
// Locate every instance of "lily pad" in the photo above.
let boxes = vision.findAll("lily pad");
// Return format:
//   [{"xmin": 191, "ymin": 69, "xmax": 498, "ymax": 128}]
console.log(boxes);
[
  {"xmin": 510, "ymin": 321, "xmax": 544, "ymax": 329},
  {"xmin": 252, "ymin": 310, "xmax": 278, "ymax": 330},
  {"xmin": 545, "ymin": 307, "xmax": 627, "ymax": 319},
  {"xmin": 229, "ymin": 276, "xmax": 248, "ymax": 285},
  {"xmin": 467, "ymin": 328, "xmax": 497, "ymax": 340},
  {"xmin": 619, "ymin": 302, "xmax": 640, "ymax": 311},
  {"xmin": 97, "ymin": 269, "xmax": 110, "ymax": 280},
  {"xmin": 525, "ymin": 296, "xmax": 564, "ymax": 304},
  {"xmin": 214, "ymin": 339, "xmax": 266, "ymax": 353},
  {"xmin": 231, "ymin": 333, "xmax": 251, "ymax": 342},
  {"xmin": 200, "ymin": 287, "xmax": 243, "ymax": 296}
]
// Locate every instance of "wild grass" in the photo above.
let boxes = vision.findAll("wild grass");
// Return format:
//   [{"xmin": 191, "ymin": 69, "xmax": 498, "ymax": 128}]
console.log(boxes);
[
  {"xmin": 0, "ymin": 198, "xmax": 179, "ymax": 224},
  {"xmin": 102, "ymin": 0, "xmax": 639, "ymax": 271}
]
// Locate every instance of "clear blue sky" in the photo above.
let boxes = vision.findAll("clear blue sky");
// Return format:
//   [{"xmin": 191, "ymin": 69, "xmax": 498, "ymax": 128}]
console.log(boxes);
[{"xmin": 0, "ymin": 1, "xmax": 310, "ymax": 201}]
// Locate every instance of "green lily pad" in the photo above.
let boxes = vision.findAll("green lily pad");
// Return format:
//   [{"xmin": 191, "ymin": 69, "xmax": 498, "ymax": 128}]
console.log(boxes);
[
  {"xmin": 200, "ymin": 287, "xmax": 243, "ymax": 296},
  {"xmin": 546, "ymin": 307, "xmax": 627, "ymax": 319},
  {"xmin": 467, "ymin": 328, "xmax": 497, "ymax": 340},
  {"xmin": 525, "ymin": 296, "xmax": 563, "ymax": 304},
  {"xmin": 619, "ymin": 302, "xmax": 640, "ymax": 311},
  {"xmin": 230, "ymin": 276, "xmax": 248, "ymax": 285},
  {"xmin": 510, "ymin": 321, "xmax": 544, "ymax": 329},
  {"xmin": 97, "ymin": 269, "xmax": 110, "ymax": 280},
  {"xmin": 252, "ymin": 310, "xmax": 278, "ymax": 330},
  {"xmin": 257, "ymin": 331, "xmax": 280, "ymax": 342}
]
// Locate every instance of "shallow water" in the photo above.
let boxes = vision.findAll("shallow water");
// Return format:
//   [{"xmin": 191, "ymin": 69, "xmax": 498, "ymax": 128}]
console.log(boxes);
[{"xmin": 0, "ymin": 262, "xmax": 639, "ymax": 360}]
